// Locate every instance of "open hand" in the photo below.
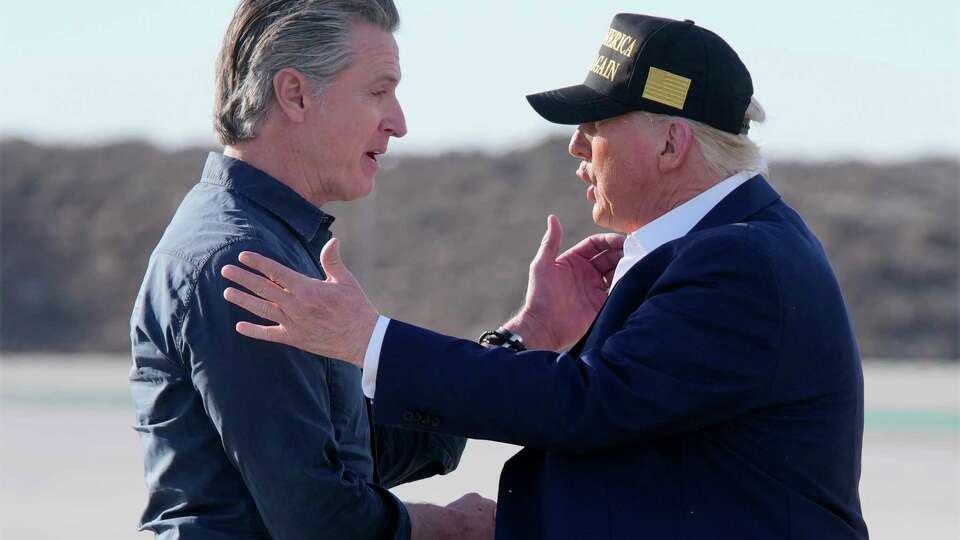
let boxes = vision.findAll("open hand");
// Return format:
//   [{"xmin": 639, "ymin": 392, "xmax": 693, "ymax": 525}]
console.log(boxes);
[
  {"xmin": 505, "ymin": 215, "xmax": 624, "ymax": 351},
  {"xmin": 220, "ymin": 238, "xmax": 377, "ymax": 367}
]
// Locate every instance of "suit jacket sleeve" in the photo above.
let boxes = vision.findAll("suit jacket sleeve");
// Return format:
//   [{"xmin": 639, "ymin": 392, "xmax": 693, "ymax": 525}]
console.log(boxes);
[{"xmin": 372, "ymin": 229, "xmax": 783, "ymax": 454}]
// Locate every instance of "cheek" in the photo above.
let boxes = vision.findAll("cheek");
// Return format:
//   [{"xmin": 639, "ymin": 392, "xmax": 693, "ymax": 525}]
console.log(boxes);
[
  {"xmin": 595, "ymin": 152, "xmax": 623, "ymax": 198},
  {"xmin": 593, "ymin": 139, "xmax": 623, "ymax": 184},
  {"xmin": 320, "ymin": 100, "xmax": 377, "ymax": 151},
  {"xmin": 591, "ymin": 139, "xmax": 607, "ymax": 168},
  {"xmin": 336, "ymin": 121, "xmax": 365, "ymax": 150}
]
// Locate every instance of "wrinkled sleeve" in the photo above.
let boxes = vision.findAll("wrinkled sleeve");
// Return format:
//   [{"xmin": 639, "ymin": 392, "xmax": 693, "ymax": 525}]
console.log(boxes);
[
  {"xmin": 373, "ymin": 418, "xmax": 467, "ymax": 489},
  {"xmin": 181, "ymin": 240, "xmax": 410, "ymax": 540}
]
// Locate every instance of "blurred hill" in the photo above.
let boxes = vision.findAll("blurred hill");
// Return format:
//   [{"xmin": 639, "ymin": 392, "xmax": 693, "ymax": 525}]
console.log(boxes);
[{"xmin": 1, "ymin": 138, "xmax": 957, "ymax": 359}]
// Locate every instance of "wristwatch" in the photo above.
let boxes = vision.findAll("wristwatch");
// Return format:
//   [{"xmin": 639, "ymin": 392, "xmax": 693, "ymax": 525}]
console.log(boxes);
[{"xmin": 478, "ymin": 326, "xmax": 527, "ymax": 351}]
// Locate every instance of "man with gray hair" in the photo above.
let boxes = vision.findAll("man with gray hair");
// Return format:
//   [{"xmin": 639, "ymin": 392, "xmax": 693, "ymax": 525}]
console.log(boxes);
[
  {"xmin": 130, "ymin": 1, "xmax": 496, "ymax": 538},
  {"xmin": 220, "ymin": 13, "xmax": 868, "ymax": 539}
]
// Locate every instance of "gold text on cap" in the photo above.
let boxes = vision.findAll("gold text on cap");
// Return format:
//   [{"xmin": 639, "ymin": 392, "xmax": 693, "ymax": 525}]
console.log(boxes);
[
  {"xmin": 591, "ymin": 54, "xmax": 620, "ymax": 81},
  {"xmin": 642, "ymin": 67, "xmax": 692, "ymax": 109},
  {"xmin": 601, "ymin": 27, "xmax": 638, "ymax": 58},
  {"xmin": 591, "ymin": 27, "xmax": 639, "ymax": 81}
]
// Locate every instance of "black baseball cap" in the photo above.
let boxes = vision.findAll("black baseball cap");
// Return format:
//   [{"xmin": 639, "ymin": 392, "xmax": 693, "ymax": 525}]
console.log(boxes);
[{"xmin": 526, "ymin": 14, "xmax": 753, "ymax": 134}]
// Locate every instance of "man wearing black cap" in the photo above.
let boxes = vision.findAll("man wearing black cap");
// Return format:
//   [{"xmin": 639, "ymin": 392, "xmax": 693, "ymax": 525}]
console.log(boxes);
[{"xmin": 220, "ymin": 13, "xmax": 869, "ymax": 540}]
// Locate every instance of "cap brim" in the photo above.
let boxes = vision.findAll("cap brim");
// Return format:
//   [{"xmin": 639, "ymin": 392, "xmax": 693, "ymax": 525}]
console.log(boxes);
[{"xmin": 526, "ymin": 84, "xmax": 632, "ymax": 125}]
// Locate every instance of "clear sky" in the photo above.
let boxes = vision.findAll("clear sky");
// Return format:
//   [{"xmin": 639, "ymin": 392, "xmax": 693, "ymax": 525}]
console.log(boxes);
[{"xmin": 2, "ymin": 0, "xmax": 958, "ymax": 161}]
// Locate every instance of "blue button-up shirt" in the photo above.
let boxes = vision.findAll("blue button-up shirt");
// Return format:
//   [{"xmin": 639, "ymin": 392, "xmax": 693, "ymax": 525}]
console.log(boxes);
[{"xmin": 130, "ymin": 153, "xmax": 464, "ymax": 539}]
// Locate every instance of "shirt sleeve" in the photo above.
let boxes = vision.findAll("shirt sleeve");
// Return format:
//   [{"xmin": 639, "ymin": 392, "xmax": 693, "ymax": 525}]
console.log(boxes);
[
  {"xmin": 181, "ymin": 241, "xmax": 410, "ymax": 540},
  {"xmin": 373, "ymin": 423, "xmax": 467, "ymax": 489},
  {"xmin": 362, "ymin": 315, "xmax": 391, "ymax": 399}
]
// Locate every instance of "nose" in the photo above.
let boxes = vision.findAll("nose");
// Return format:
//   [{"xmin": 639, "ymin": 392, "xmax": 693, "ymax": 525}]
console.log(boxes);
[
  {"xmin": 382, "ymin": 96, "xmax": 407, "ymax": 138},
  {"xmin": 568, "ymin": 127, "xmax": 591, "ymax": 160}
]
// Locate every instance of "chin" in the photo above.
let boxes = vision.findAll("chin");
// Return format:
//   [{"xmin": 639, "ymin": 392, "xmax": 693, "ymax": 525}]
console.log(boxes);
[
  {"xmin": 592, "ymin": 208, "xmax": 627, "ymax": 233},
  {"xmin": 343, "ymin": 177, "xmax": 375, "ymax": 201},
  {"xmin": 592, "ymin": 207, "xmax": 608, "ymax": 229}
]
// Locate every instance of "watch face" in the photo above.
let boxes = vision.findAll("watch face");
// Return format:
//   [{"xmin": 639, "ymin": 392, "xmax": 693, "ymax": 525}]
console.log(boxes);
[
  {"xmin": 478, "ymin": 330, "xmax": 505, "ymax": 347},
  {"xmin": 478, "ymin": 329, "xmax": 525, "ymax": 351}
]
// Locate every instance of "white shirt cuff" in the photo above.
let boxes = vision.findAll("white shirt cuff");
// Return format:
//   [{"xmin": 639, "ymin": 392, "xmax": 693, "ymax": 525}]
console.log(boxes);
[{"xmin": 361, "ymin": 315, "xmax": 391, "ymax": 399}]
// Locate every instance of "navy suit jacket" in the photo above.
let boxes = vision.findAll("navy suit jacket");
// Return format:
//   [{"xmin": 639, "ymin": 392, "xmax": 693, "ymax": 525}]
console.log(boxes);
[{"xmin": 373, "ymin": 176, "xmax": 868, "ymax": 539}]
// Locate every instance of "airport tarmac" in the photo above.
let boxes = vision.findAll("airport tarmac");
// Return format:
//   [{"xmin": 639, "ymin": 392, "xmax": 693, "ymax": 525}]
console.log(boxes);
[{"xmin": 1, "ymin": 357, "xmax": 957, "ymax": 539}]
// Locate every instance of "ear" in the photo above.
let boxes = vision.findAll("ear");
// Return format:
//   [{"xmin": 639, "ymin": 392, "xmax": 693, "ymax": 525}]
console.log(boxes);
[
  {"xmin": 272, "ymin": 68, "xmax": 310, "ymax": 123},
  {"xmin": 657, "ymin": 120, "xmax": 694, "ymax": 172}
]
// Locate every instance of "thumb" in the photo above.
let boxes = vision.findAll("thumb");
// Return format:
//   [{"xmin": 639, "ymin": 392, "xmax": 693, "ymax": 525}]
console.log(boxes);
[
  {"xmin": 535, "ymin": 214, "xmax": 563, "ymax": 263},
  {"xmin": 319, "ymin": 238, "xmax": 354, "ymax": 283}
]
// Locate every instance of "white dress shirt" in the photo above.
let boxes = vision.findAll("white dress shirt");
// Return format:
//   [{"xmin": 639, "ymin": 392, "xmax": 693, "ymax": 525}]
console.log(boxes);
[{"xmin": 361, "ymin": 170, "xmax": 761, "ymax": 399}]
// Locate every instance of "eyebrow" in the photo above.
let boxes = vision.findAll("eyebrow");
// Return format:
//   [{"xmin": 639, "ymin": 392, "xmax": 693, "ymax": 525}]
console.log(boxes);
[{"xmin": 370, "ymin": 74, "xmax": 400, "ymax": 85}]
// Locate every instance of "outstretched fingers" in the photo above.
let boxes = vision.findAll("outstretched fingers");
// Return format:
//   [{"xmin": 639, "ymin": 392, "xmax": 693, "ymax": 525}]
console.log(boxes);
[
  {"xmin": 588, "ymin": 248, "xmax": 623, "ymax": 279},
  {"xmin": 224, "ymin": 286, "xmax": 288, "ymax": 325},
  {"xmin": 221, "ymin": 264, "xmax": 288, "ymax": 303},
  {"xmin": 235, "ymin": 321, "xmax": 291, "ymax": 345},
  {"xmin": 564, "ymin": 233, "xmax": 624, "ymax": 265},
  {"xmin": 535, "ymin": 214, "xmax": 564, "ymax": 264},
  {"xmin": 319, "ymin": 238, "xmax": 357, "ymax": 284},
  {"xmin": 586, "ymin": 233, "xmax": 625, "ymax": 256},
  {"xmin": 600, "ymin": 257, "xmax": 619, "ymax": 286},
  {"xmin": 237, "ymin": 251, "xmax": 303, "ymax": 290}
]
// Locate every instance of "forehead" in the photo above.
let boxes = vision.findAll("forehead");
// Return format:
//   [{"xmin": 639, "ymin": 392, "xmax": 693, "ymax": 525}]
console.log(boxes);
[
  {"xmin": 349, "ymin": 21, "xmax": 400, "ymax": 78},
  {"xmin": 596, "ymin": 112, "xmax": 657, "ymax": 138}
]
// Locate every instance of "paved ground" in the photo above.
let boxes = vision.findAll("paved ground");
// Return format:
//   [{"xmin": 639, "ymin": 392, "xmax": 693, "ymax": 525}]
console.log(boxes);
[{"xmin": 1, "ymin": 357, "xmax": 957, "ymax": 539}]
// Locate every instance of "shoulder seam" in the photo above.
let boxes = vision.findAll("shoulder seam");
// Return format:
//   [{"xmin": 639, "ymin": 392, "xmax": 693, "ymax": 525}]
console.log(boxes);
[{"xmin": 171, "ymin": 235, "xmax": 266, "ymax": 361}]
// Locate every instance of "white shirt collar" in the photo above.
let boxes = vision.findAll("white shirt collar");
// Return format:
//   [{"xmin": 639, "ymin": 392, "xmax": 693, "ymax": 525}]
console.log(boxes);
[{"xmin": 609, "ymin": 170, "xmax": 761, "ymax": 289}]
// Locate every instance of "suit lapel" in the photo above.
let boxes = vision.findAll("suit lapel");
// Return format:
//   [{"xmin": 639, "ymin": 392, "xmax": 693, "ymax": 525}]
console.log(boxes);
[
  {"xmin": 568, "ymin": 306, "xmax": 604, "ymax": 357},
  {"xmin": 566, "ymin": 175, "xmax": 781, "ymax": 357},
  {"xmin": 567, "ymin": 248, "xmax": 671, "ymax": 357}
]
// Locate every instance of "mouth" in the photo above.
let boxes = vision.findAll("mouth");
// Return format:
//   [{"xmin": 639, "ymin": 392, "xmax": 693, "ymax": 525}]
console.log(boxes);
[
  {"xmin": 577, "ymin": 161, "xmax": 596, "ymax": 201},
  {"xmin": 364, "ymin": 150, "xmax": 383, "ymax": 163},
  {"xmin": 576, "ymin": 161, "xmax": 592, "ymax": 182}
]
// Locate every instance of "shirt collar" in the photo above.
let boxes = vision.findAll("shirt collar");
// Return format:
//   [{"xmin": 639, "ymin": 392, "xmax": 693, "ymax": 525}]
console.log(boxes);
[
  {"xmin": 609, "ymin": 169, "xmax": 760, "ymax": 288},
  {"xmin": 199, "ymin": 152, "xmax": 335, "ymax": 244}
]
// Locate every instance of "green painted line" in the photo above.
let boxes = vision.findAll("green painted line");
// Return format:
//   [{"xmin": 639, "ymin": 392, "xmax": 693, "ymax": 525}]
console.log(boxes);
[
  {"xmin": 2, "ymin": 387, "xmax": 958, "ymax": 432},
  {"xmin": 864, "ymin": 409, "xmax": 959, "ymax": 432}
]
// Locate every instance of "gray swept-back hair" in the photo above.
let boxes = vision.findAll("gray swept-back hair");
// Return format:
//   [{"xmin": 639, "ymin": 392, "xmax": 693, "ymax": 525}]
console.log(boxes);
[
  {"xmin": 639, "ymin": 97, "xmax": 768, "ymax": 177},
  {"xmin": 214, "ymin": 0, "xmax": 399, "ymax": 145}
]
